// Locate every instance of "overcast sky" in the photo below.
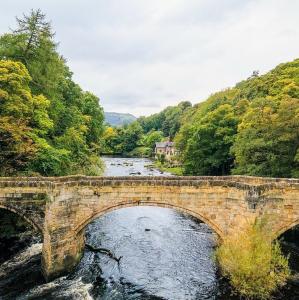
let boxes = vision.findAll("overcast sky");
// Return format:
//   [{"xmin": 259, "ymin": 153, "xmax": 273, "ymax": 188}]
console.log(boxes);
[{"xmin": 0, "ymin": 1, "xmax": 298, "ymax": 116}]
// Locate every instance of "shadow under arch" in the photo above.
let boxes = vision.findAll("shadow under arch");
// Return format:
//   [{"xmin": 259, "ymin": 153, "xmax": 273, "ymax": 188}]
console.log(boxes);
[
  {"xmin": 275, "ymin": 219, "xmax": 299, "ymax": 275},
  {"xmin": 74, "ymin": 201, "xmax": 224, "ymax": 241},
  {"xmin": 0, "ymin": 205, "xmax": 43, "ymax": 233},
  {"xmin": 273, "ymin": 219, "xmax": 299, "ymax": 241}
]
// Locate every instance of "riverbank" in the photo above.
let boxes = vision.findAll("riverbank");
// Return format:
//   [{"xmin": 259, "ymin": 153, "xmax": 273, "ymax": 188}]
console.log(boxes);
[
  {"xmin": 146, "ymin": 161, "xmax": 184, "ymax": 176},
  {"xmin": 102, "ymin": 155, "xmax": 183, "ymax": 176}
]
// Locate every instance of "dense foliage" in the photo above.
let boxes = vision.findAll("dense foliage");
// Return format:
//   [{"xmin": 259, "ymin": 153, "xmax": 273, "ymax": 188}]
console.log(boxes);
[
  {"xmin": 105, "ymin": 59, "xmax": 299, "ymax": 179},
  {"xmin": 175, "ymin": 59, "xmax": 299, "ymax": 177},
  {"xmin": 0, "ymin": 10, "xmax": 104, "ymax": 176},
  {"xmin": 216, "ymin": 218, "xmax": 290, "ymax": 299},
  {"xmin": 182, "ymin": 103, "xmax": 239, "ymax": 175},
  {"xmin": 138, "ymin": 101, "xmax": 192, "ymax": 138},
  {"xmin": 102, "ymin": 101, "xmax": 192, "ymax": 157}
]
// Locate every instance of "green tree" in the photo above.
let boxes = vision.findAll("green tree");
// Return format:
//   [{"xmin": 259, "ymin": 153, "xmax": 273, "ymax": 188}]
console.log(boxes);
[
  {"xmin": 143, "ymin": 130, "xmax": 164, "ymax": 150},
  {"xmin": 138, "ymin": 101, "xmax": 192, "ymax": 138},
  {"xmin": 162, "ymin": 101, "xmax": 192, "ymax": 138},
  {"xmin": 175, "ymin": 59, "xmax": 299, "ymax": 177},
  {"xmin": 0, "ymin": 9, "xmax": 66, "ymax": 99},
  {"xmin": 81, "ymin": 92, "xmax": 104, "ymax": 148},
  {"xmin": 121, "ymin": 122, "xmax": 143, "ymax": 153},
  {"xmin": 232, "ymin": 96, "xmax": 299, "ymax": 177},
  {"xmin": 0, "ymin": 10, "xmax": 105, "ymax": 176},
  {"xmin": 183, "ymin": 104, "xmax": 238, "ymax": 175}
]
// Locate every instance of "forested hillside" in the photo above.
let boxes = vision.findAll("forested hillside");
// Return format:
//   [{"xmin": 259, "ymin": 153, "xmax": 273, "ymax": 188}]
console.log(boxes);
[
  {"xmin": 102, "ymin": 101, "xmax": 191, "ymax": 156},
  {"xmin": 0, "ymin": 10, "xmax": 104, "ymax": 176},
  {"xmin": 104, "ymin": 112, "xmax": 136, "ymax": 126},
  {"xmin": 103, "ymin": 59, "xmax": 299, "ymax": 178},
  {"xmin": 1, "ymin": 9, "xmax": 298, "ymax": 179},
  {"xmin": 175, "ymin": 59, "xmax": 299, "ymax": 177}
]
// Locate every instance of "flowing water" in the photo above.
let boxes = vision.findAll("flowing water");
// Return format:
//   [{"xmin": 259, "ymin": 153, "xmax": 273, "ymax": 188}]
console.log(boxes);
[{"xmin": 0, "ymin": 157, "xmax": 298, "ymax": 299}]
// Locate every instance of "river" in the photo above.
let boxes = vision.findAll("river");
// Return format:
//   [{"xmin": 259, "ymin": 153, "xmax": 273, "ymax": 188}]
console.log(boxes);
[{"xmin": 0, "ymin": 157, "xmax": 298, "ymax": 299}]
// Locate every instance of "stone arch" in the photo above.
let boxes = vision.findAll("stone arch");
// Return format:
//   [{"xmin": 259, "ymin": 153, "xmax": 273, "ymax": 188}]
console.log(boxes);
[
  {"xmin": 273, "ymin": 219, "xmax": 299, "ymax": 241},
  {"xmin": 0, "ymin": 204, "xmax": 43, "ymax": 233},
  {"xmin": 74, "ymin": 201, "xmax": 224, "ymax": 240}
]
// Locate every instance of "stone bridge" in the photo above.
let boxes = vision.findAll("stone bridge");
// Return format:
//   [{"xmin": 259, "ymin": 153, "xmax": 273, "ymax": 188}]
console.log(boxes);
[{"xmin": 0, "ymin": 175, "xmax": 299, "ymax": 281}]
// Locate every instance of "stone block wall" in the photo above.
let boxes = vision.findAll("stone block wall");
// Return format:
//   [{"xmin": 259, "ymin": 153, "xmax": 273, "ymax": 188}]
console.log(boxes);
[{"xmin": 0, "ymin": 175, "xmax": 298, "ymax": 280}]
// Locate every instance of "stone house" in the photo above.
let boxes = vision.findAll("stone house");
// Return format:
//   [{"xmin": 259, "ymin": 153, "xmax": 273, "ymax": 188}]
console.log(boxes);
[{"xmin": 155, "ymin": 141, "xmax": 178, "ymax": 161}]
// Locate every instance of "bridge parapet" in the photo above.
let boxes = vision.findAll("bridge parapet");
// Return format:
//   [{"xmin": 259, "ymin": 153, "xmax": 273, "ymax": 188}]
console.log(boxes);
[{"xmin": 0, "ymin": 175, "xmax": 299, "ymax": 188}]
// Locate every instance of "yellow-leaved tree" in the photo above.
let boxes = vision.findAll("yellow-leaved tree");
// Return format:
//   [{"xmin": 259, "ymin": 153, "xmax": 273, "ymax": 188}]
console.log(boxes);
[{"xmin": 0, "ymin": 60, "xmax": 53, "ymax": 175}]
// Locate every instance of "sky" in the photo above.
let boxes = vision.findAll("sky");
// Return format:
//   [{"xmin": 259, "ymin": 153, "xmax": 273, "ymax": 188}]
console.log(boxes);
[{"xmin": 0, "ymin": 1, "xmax": 298, "ymax": 116}]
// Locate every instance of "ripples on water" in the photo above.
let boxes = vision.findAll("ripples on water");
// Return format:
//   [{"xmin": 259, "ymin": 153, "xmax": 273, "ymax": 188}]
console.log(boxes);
[
  {"xmin": 82, "ymin": 207, "xmax": 217, "ymax": 299},
  {"xmin": 0, "ymin": 212, "xmax": 217, "ymax": 299}
]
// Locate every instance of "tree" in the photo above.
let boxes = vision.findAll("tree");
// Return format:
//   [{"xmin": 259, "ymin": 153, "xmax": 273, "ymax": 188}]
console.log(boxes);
[
  {"xmin": 0, "ymin": 11, "xmax": 105, "ymax": 176},
  {"xmin": 183, "ymin": 104, "xmax": 238, "ymax": 175},
  {"xmin": 174, "ymin": 58, "xmax": 299, "ymax": 177},
  {"xmin": 232, "ymin": 96, "xmax": 299, "ymax": 177},
  {"xmin": 121, "ymin": 122, "xmax": 143, "ymax": 153},
  {"xmin": 0, "ymin": 60, "xmax": 52, "ymax": 174},
  {"xmin": 81, "ymin": 92, "xmax": 104, "ymax": 149},
  {"xmin": 143, "ymin": 130, "xmax": 164, "ymax": 150},
  {"xmin": 162, "ymin": 101, "xmax": 192, "ymax": 138},
  {"xmin": 0, "ymin": 9, "xmax": 66, "ymax": 99},
  {"xmin": 102, "ymin": 127, "xmax": 118, "ymax": 154},
  {"xmin": 138, "ymin": 101, "xmax": 192, "ymax": 138}
]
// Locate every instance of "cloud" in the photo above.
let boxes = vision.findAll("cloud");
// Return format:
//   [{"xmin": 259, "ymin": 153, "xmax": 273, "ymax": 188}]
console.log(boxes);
[{"xmin": 0, "ymin": 0, "xmax": 298, "ymax": 116}]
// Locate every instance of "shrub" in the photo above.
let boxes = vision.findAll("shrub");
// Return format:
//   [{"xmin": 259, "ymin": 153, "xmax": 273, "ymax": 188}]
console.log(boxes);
[
  {"xmin": 215, "ymin": 218, "xmax": 290, "ymax": 299},
  {"xmin": 128, "ymin": 146, "xmax": 152, "ymax": 157},
  {"xmin": 157, "ymin": 153, "xmax": 166, "ymax": 164}
]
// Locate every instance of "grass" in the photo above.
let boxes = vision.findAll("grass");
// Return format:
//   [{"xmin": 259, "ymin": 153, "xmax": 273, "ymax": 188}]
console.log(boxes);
[{"xmin": 153, "ymin": 161, "xmax": 184, "ymax": 176}]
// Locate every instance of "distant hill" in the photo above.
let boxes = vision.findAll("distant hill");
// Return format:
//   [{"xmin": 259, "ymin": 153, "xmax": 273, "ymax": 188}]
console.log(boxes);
[{"xmin": 104, "ymin": 112, "xmax": 137, "ymax": 126}]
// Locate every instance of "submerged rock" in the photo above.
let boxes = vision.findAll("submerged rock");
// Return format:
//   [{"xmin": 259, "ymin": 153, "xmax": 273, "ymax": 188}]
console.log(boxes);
[{"xmin": 129, "ymin": 172, "xmax": 141, "ymax": 175}]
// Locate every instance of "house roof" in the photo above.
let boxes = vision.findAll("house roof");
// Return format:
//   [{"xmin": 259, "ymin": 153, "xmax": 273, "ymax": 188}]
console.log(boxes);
[{"xmin": 155, "ymin": 141, "xmax": 174, "ymax": 148}]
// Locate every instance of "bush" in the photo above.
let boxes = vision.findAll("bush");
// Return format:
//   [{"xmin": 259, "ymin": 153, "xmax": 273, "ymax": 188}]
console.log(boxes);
[
  {"xmin": 128, "ymin": 146, "xmax": 152, "ymax": 157},
  {"xmin": 215, "ymin": 218, "xmax": 290, "ymax": 299},
  {"xmin": 157, "ymin": 153, "xmax": 166, "ymax": 164}
]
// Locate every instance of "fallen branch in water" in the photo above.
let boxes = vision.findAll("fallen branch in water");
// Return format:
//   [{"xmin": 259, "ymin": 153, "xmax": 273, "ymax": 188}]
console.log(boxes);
[{"xmin": 85, "ymin": 243, "xmax": 122, "ymax": 263}]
